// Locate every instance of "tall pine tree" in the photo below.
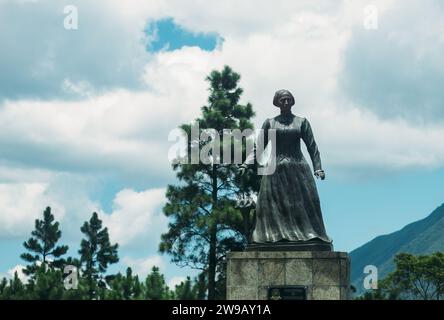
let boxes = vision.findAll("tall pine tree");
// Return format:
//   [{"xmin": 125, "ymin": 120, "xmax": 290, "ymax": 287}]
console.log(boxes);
[
  {"xmin": 20, "ymin": 207, "xmax": 68, "ymax": 276},
  {"xmin": 160, "ymin": 66, "xmax": 259, "ymax": 299},
  {"xmin": 79, "ymin": 212, "xmax": 119, "ymax": 299},
  {"xmin": 145, "ymin": 266, "xmax": 171, "ymax": 300}
]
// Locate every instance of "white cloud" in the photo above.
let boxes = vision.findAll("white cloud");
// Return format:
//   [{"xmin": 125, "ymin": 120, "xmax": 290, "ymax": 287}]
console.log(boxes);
[
  {"xmin": 122, "ymin": 255, "xmax": 165, "ymax": 278},
  {"xmin": 167, "ymin": 276, "xmax": 186, "ymax": 289},
  {"xmin": 1, "ymin": 0, "xmax": 442, "ymax": 186},
  {"xmin": 0, "ymin": 264, "xmax": 29, "ymax": 283},
  {"xmin": 99, "ymin": 188, "xmax": 167, "ymax": 247},
  {"xmin": 308, "ymin": 105, "xmax": 444, "ymax": 175},
  {"xmin": 340, "ymin": 0, "xmax": 444, "ymax": 122},
  {"xmin": 0, "ymin": 0, "xmax": 154, "ymax": 99},
  {"xmin": 0, "ymin": 168, "xmax": 106, "ymax": 240},
  {"xmin": 0, "ymin": 93, "xmax": 186, "ymax": 183},
  {"xmin": 0, "ymin": 182, "xmax": 65, "ymax": 237},
  {"xmin": 0, "ymin": 177, "xmax": 169, "ymax": 250},
  {"xmin": 0, "ymin": 47, "xmax": 219, "ymax": 184}
]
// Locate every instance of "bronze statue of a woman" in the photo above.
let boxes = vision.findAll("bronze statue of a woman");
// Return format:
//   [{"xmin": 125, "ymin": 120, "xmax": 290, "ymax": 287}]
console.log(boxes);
[{"xmin": 240, "ymin": 89, "xmax": 332, "ymax": 251}]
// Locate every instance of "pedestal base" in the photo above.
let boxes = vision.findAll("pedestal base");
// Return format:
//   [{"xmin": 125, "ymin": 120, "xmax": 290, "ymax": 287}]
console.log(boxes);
[
  {"xmin": 226, "ymin": 251, "xmax": 350, "ymax": 300},
  {"xmin": 246, "ymin": 240, "xmax": 332, "ymax": 252}
]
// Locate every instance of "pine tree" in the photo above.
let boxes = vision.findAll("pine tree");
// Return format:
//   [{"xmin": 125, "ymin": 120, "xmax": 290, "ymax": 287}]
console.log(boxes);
[
  {"xmin": 160, "ymin": 66, "xmax": 259, "ymax": 299},
  {"xmin": 173, "ymin": 276, "xmax": 196, "ymax": 300},
  {"xmin": 29, "ymin": 264, "xmax": 65, "ymax": 300},
  {"xmin": 20, "ymin": 207, "xmax": 68, "ymax": 277},
  {"xmin": 79, "ymin": 212, "xmax": 119, "ymax": 299},
  {"xmin": 145, "ymin": 266, "xmax": 170, "ymax": 300},
  {"xmin": 194, "ymin": 272, "xmax": 207, "ymax": 299},
  {"xmin": 108, "ymin": 267, "xmax": 143, "ymax": 300},
  {"xmin": 1, "ymin": 272, "xmax": 27, "ymax": 299},
  {"xmin": 0, "ymin": 277, "xmax": 7, "ymax": 298}
]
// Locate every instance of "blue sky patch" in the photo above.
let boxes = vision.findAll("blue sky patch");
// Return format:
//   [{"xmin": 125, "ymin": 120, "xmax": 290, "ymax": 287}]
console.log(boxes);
[{"xmin": 145, "ymin": 18, "xmax": 221, "ymax": 52}]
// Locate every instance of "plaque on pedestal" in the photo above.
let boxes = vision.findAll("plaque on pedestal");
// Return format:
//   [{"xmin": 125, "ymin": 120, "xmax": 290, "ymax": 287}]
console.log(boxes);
[{"xmin": 267, "ymin": 286, "xmax": 307, "ymax": 300}]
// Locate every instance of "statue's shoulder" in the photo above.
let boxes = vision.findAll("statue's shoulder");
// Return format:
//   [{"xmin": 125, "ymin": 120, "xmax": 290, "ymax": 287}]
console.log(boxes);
[
  {"xmin": 293, "ymin": 114, "xmax": 305, "ymax": 121},
  {"xmin": 261, "ymin": 117, "xmax": 272, "ymax": 129},
  {"xmin": 293, "ymin": 115, "xmax": 308, "ymax": 127}
]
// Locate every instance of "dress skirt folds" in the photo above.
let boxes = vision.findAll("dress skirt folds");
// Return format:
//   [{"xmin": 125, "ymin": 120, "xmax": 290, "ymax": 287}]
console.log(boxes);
[{"xmin": 246, "ymin": 114, "xmax": 332, "ymax": 245}]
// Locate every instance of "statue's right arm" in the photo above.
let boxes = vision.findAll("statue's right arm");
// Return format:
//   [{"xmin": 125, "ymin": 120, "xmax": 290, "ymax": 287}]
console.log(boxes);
[{"xmin": 241, "ymin": 118, "xmax": 270, "ymax": 168}]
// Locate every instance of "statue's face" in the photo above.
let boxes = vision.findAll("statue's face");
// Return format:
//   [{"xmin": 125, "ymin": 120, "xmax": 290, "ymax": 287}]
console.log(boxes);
[{"xmin": 279, "ymin": 97, "xmax": 292, "ymax": 111}]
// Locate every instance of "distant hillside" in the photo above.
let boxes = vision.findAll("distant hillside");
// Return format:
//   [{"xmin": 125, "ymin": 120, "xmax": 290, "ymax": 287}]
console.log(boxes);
[{"xmin": 350, "ymin": 203, "xmax": 444, "ymax": 294}]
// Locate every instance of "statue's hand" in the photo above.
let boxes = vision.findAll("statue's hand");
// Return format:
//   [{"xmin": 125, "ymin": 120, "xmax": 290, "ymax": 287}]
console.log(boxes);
[{"xmin": 314, "ymin": 170, "xmax": 325, "ymax": 180}]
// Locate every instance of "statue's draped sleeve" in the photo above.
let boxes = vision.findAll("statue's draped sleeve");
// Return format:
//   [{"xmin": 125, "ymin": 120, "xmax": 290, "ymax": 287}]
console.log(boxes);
[
  {"xmin": 301, "ymin": 118, "xmax": 322, "ymax": 172},
  {"xmin": 243, "ymin": 118, "xmax": 271, "ymax": 166}
]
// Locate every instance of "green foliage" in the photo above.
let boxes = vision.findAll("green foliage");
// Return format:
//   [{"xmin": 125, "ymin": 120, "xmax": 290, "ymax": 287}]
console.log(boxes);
[
  {"xmin": 358, "ymin": 252, "xmax": 444, "ymax": 300},
  {"xmin": 27, "ymin": 265, "xmax": 65, "ymax": 299},
  {"xmin": 354, "ymin": 277, "xmax": 400, "ymax": 300},
  {"xmin": 173, "ymin": 276, "xmax": 196, "ymax": 300},
  {"xmin": 20, "ymin": 207, "xmax": 69, "ymax": 277},
  {"xmin": 107, "ymin": 267, "xmax": 143, "ymax": 300},
  {"xmin": 160, "ymin": 65, "xmax": 260, "ymax": 300},
  {"xmin": 194, "ymin": 272, "xmax": 207, "ymax": 300},
  {"xmin": 61, "ymin": 277, "xmax": 89, "ymax": 300},
  {"xmin": 386, "ymin": 252, "xmax": 444, "ymax": 299},
  {"xmin": 2, "ymin": 208, "xmax": 209, "ymax": 300},
  {"xmin": 145, "ymin": 266, "xmax": 171, "ymax": 300},
  {"xmin": 0, "ymin": 277, "xmax": 7, "ymax": 297},
  {"xmin": 79, "ymin": 212, "xmax": 119, "ymax": 299},
  {"xmin": 0, "ymin": 272, "xmax": 27, "ymax": 300}
]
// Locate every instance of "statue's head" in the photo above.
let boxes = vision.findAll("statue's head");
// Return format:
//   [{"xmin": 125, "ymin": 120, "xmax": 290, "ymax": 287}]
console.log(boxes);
[{"xmin": 273, "ymin": 89, "xmax": 295, "ymax": 109}]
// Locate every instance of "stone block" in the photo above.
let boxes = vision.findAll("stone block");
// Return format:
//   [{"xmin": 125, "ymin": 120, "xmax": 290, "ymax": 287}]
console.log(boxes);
[
  {"xmin": 313, "ymin": 258, "xmax": 340, "ymax": 285},
  {"xmin": 258, "ymin": 259, "xmax": 285, "ymax": 286},
  {"xmin": 228, "ymin": 286, "xmax": 257, "ymax": 300},
  {"xmin": 285, "ymin": 259, "xmax": 312, "ymax": 285},
  {"xmin": 228, "ymin": 258, "xmax": 258, "ymax": 287},
  {"xmin": 226, "ymin": 251, "xmax": 350, "ymax": 300},
  {"xmin": 312, "ymin": 286, "xmax": 341, "ymax": 300}
]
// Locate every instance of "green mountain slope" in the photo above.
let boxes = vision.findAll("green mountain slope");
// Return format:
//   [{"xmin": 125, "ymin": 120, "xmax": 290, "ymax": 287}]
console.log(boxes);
[{"xmin": 350, "ymin": 203, "xmax": 444, "ymax": 293}]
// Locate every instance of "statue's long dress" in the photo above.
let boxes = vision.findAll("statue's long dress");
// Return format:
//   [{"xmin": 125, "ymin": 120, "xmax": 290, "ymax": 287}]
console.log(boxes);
[{"xmin": 248, "ymin": 114, "xmax": 332, "ymax": 245}]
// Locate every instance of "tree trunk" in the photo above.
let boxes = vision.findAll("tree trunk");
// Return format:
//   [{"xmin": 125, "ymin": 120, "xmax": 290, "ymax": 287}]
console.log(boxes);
[
  {"xmin": 208, "ymin": 165, "xmax": 218, "ymax": 300},
  {"xmin": 241, "ymin": 207, "xmax": 252, "ymax": 242},
  {"xmin": 208, "ymin": 226, "xmax": 217, "ymax": 300}
]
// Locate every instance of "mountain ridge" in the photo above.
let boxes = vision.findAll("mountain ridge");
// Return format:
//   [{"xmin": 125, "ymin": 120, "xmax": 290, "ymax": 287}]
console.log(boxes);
[{"xmin": 350, "ymin": 203, "xmax": 444, "ymax": 293}]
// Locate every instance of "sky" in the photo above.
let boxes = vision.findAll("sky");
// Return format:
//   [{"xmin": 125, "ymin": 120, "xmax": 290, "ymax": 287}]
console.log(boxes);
[{"xmin": 1, "ymin": 0, "xmax": 444, "ymax": 286}]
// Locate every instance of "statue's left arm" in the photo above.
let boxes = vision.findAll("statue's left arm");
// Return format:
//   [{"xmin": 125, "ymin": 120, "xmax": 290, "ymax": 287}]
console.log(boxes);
[{"xmin": 301, "ymin": 118, "xmax": 323, "ymax": 173}]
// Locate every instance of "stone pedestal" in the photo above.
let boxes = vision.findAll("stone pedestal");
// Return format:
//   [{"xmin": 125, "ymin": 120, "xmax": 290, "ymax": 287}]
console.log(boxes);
[{"xmin": 226, "ymin": 251, "xmax": 350, "ymax": 300}]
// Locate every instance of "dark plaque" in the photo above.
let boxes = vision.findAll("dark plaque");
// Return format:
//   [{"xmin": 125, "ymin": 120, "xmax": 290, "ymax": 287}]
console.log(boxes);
[{"xmin": 267, "ymin": 286, "xmax": 307, "ymax": 300}]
